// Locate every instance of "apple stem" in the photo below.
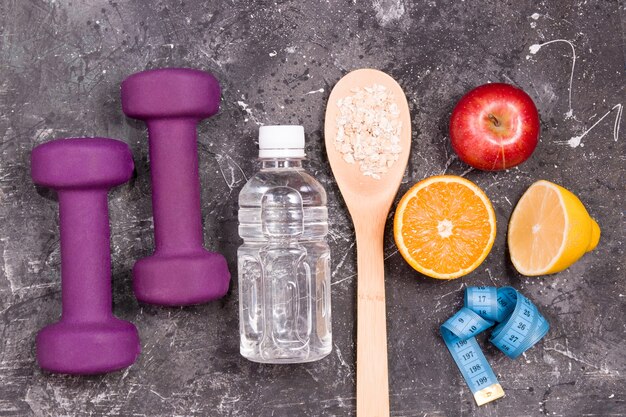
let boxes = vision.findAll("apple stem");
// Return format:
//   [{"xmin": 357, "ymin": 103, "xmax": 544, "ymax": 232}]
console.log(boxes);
[{"xmin": 488, "ymin": 114, "xmax": 501, "ymax": 127}]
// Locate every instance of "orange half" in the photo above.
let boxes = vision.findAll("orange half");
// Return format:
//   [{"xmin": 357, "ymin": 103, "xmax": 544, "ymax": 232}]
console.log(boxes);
[{"xmin": 393, "ymin": 175, "xmax": 497, "ymax": 279}]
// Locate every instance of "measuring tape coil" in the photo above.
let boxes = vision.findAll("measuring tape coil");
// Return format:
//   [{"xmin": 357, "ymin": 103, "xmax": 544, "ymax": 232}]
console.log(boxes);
[{"xmin": 440, "ymin": 286, "xmax": 549, "ymax": 406}]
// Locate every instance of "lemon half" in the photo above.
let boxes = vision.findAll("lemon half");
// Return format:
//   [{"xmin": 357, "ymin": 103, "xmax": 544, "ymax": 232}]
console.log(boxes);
[{"xmin": 508, "ymin": 180, "xmax": 600, "ymax": 276}]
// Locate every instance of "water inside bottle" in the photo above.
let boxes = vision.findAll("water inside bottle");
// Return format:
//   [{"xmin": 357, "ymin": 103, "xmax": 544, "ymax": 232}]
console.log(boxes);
[{"xmin": 238, "ymin": 157, "xmax": 332, "ymax": 364}]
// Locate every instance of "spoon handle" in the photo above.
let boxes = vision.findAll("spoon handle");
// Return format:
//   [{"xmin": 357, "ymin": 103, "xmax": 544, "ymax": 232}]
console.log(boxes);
[{"xmin": 355, "ymin": 223, "xmax": 390, "ymax": 417}]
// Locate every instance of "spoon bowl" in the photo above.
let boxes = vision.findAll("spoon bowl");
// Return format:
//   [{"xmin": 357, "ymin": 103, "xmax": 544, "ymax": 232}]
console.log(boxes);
[
  {"xmin": 325, "ymin": 68, "xmax": 412, "ymax": 417},
  {"xmin": 325, "ymin": 69, "xmax": 412, "ymax": 208}
]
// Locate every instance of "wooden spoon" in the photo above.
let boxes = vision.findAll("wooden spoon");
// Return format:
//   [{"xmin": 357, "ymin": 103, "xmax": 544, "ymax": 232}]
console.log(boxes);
[{"xmin": 325, "ymin": 69, "xmax": 411, "ymax": 417}]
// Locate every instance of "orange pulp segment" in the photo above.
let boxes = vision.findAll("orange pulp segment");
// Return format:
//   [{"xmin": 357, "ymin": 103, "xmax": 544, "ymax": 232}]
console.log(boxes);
[{"xmin": 393, "ymin": 175, "xmax": 496, "ymax": 279}]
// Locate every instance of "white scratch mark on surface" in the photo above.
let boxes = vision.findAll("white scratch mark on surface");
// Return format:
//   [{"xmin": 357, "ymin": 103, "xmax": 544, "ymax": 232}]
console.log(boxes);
[
  {"xmin": 149, "ymin": 389, "xmax": 170, "ymax": 401},
  {"xmin": 236, "ymin": 101, "xmax": 263, "ymax": 125},
  {"xmin": 34, "ymin": 128, "xmax": 55, "ymax": 143},
  {"xmin": 334, "ymin": 343, "xmax": 350, "ymax": 370},
  {"xmin": 384, "ymin": 249, "xmax": 398, "ymax": 260},
  {"xmin": 237, "ymin": 100, "xmax": 250, "ymax": 113},
  {"xmin": 437, "ymin": 283, "xmax": 465, "ymax": 299},
  {"xmin": 528, "ymin": 39, "xmax": 622, "ymax": 149},
  {"xmin": 1, "ymin": 237, "xmax": 17, "ymax": 293},
  {"xmin": 529, "ymin": 39, "xmax": 577, "ymax": 119},
  {"xmin": 440, "ymin": 154, "xmax": 457, "ymax": 175},
  {"xmin": 544, "ymin": 343, "xmax": 619, "ymax": 376},
  {"xmin": 304, "ymin": 367, "xmax": 320, "ymax": 383},
  {"xmin": 565, "ymin": 103, "xmax": 623, "ymax": 148},
  {"xmin": 331, "ymin": 273, "xmax": 356, "ymax": 286},
  {"xmin": 304, "ymin": 88, "xmax": 324, "ymax": 95},
  {"xmin": 324, "ymin": 395, "xmax": 354, "ymax": 408},
  {"xmin": 120, "ymin": 368, "xmax": 130, "ymax": 382},
  {"xmin": 215, "ymin": 153, "xmax": 248, "ymax": 190},
  {"xmin": 372, "ymin": 0, "xmax": 405, "ymax": 25},
  {"xmin": 217, "ymin": 395, "xmax": 242, "ymax": 414},
  {"xmin": 459, "ymin": 167, "xmax": 474, "ymax": 178},
  {"xmin": 328, "ymin": 228, "xmax": 352, "ymax": 243},
  {"xmin": 503, "ymin": 74, "xmax": 516, "ymax": 85},
  {"xmin": 331, "ymin": 241, "xmax": 355, "ymax": 278},
  {"xmin": 12, "ymin": 282, "xmax": 58, "ymax": 292}
]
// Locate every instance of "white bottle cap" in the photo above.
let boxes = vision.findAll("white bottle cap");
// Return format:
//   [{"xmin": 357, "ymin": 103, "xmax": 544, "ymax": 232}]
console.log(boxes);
[{"xmin": 258, "ymin": 125, "xmax": 306, "ymax": 158}]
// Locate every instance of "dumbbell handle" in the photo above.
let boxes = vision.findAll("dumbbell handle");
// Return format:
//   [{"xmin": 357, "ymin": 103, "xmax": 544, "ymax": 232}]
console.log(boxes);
[
  {"xmin": 147, "ymin": 118, "xmax": 204, "ymax": 253},
  {"xmin": 58, "ymin": 189, "xmax": 112, "ymax": 322}
]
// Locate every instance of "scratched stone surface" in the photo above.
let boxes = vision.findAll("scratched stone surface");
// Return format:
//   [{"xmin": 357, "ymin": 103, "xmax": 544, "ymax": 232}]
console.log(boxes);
[{"xmin": 0, "ymin": 0, "xmax": 625, "ymax": 416}]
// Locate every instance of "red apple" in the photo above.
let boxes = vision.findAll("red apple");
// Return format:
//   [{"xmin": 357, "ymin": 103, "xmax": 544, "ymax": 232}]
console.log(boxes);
[{"xmin": 449, "ymin": 83, "xmax": 540, "ymax": 171}]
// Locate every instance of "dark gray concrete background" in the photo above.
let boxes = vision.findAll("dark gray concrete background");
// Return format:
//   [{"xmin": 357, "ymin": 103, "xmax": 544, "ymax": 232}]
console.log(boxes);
[{"xmin": 1, "ymin": 0, "xmax": 625, "ymax": 416}]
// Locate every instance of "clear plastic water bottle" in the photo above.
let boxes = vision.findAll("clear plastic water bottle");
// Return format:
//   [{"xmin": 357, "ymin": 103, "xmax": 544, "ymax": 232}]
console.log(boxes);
[{"xmin": 238, "ymin": 125, "xmax": 332, "ymax": 363}]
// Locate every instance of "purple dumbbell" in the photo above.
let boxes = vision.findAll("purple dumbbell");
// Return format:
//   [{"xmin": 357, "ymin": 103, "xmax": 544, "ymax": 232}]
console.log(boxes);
[
  {"xmin": 31, "ymin": 138, "xmax": 141, "ymax": 374},
  {"xmin": 121, "ymin": 68, "xmax": 230, "ymax": 306}
]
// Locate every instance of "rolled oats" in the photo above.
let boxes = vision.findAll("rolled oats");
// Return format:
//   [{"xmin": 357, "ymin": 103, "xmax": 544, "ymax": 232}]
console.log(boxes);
[{"xmin": 335, "ymin": 84, "xmax": 402, "ymax": 180}]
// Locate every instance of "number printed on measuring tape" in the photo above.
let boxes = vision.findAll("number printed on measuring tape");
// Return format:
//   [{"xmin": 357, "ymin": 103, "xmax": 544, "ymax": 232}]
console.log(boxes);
[{"xmin": 440, "ymin": 286, "xmax": 549, "ymax": 406}]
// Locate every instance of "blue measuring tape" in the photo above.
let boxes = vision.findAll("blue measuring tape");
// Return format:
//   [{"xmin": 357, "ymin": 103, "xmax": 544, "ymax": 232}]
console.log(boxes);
[{"xmin": 441, "ymin": 286, "xmax": 549, "ymax": 406}]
